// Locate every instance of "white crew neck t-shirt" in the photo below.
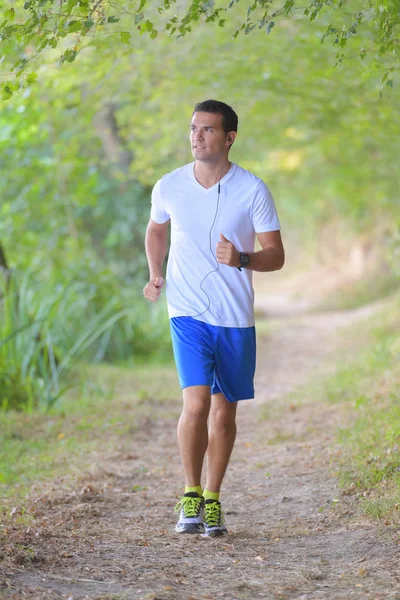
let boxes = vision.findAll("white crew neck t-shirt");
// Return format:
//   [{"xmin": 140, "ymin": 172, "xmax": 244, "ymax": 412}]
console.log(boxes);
[{"xmin": 150, "ymin": 162, "xmax": 280, "ymax": 328}]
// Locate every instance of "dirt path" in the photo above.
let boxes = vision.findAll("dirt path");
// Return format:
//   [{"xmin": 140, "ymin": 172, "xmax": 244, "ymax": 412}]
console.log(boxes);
[{"xmin": 1, "ymin": 301, "xmax": 399, "ymax": 600}]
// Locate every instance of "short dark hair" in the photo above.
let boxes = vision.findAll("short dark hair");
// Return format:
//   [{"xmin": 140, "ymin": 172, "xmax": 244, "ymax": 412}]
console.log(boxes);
[{"xmin": 193, "ymin": 99, "xmax": 238, "ymax": 133}]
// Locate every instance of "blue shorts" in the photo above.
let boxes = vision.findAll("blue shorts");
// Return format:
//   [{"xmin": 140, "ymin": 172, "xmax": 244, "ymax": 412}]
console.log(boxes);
[{"xmin": 170, "ymin": 317, "xmax": 256, "ymax": 403}]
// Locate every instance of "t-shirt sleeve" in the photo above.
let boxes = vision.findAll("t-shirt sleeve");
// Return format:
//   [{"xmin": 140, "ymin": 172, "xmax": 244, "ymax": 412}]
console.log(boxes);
[
  {"xmin": 150, "ymin": 179, "xmax": 170, "ymax": 224},
  {"xmin": 251, "ymin": 181, "xmax": 281, "ymax": 233}
]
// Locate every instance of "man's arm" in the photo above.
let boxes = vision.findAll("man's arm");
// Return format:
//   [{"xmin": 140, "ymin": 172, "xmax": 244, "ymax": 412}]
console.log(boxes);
[
  {"xmin": 248, "ymin": 230, "xmax": 285, "ymax": 272},
  {"xmin": 143, "ymin": 218, "xmax": 170, "ymax": 302},
  {"xmin": 216, "ymin": 230, "xmax": 284, "ymax": 272}
]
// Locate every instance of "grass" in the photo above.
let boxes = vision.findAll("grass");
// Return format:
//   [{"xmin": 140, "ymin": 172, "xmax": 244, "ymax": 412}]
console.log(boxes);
[
  {"xmin": 335, "ymin": 368, "xmax": 400, "ymax": 523},
  {"xmin": 0, "ymin": 269, "xmax": 173, "ymax": 411},
  {"xmin": 2, "ymin": 290, "xmax": 399, "ymax": 524},
  {"xmin": 284, "ymin": 291, "xmax": 400, "ymax": 521},
  {"xmin": 317, "ymin": 271, "xmax": 400, "ymax": 311},
  {"xmin": 0, "ymin": 361, "xmax": 180, "ymax": 504},
  {"xmin": 0, "ymin": 271, "xmax": 137, "ymax": 410}
]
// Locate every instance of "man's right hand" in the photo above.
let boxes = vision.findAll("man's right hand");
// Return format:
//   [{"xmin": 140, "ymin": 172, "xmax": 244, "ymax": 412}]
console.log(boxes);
[{"xmin": 143, "ymin": 277, "xmax": 165, "ymax": 302}]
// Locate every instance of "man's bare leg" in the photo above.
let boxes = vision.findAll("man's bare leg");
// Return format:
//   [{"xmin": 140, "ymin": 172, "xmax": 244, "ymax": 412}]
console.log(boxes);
[
  {"xmin": 177, "ymin": 385, "xmax": 211, "ymax": 487},
  {"xmin": 205, "ymin": 393, "xmax": 238, "ymax": 493}
]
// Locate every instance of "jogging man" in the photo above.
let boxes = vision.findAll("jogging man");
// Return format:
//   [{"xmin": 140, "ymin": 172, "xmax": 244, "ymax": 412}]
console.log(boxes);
[{"xmin": 143, "ymin": 99, "xmax": 284, "ymax": 537}]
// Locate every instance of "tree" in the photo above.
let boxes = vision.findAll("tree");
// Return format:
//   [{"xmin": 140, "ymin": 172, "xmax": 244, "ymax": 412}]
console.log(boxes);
[
  {"xmin": 1, "ymin": 8, "xmax": 399, "ymax": 235},
  {"xmin": 0, "ymin": 0, "xmax": 399, "ymax": 99},
  {"xmin": 0, "ymin": 5, "xmax": 398, "ymax": 373}
]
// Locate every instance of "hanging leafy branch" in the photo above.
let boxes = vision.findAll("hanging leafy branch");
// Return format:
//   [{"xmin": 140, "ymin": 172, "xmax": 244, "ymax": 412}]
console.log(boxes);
[{"xmin": 0, "ymin": 0, "xmax": 399, "ymax": 98}]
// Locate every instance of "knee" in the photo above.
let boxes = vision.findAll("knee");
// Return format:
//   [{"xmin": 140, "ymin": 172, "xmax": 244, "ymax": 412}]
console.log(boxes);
[
  {"xmin": 181, "ymin": 387, "xmax": 211, "ymax": 424},
  {"xmin": 181, "ymin": 401, "xmax": 209, "ymax": 424},
  {"xmin": 211, "ymin": 409, "xmax": 236, "ymax": 434}
]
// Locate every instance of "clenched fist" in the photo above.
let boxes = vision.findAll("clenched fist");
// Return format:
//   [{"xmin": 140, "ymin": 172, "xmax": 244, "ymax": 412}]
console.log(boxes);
[
  {"xmin": 143, "ymin": 277, "xmax": 165, "ymax": 302},
  {"xmin": 216, "ymin": 233, "xmax": 240, "ymax": 267}
]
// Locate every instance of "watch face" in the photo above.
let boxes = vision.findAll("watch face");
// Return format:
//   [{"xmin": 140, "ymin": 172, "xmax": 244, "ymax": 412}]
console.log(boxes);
[{"xmin": 241, "ymin": 253, "xmax": 250, "ymax": 266}]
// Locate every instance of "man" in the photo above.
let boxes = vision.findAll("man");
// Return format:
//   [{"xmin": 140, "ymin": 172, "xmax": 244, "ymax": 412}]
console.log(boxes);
[{"xmin": 143, "ymin": 99, "xmax": 284, "ymax": 537}]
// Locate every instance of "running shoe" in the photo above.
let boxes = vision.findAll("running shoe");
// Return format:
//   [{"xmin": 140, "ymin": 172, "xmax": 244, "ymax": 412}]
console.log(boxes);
[
  {"xmin": 202, "ymin": 499, "xmax": 228, "ymax": 537},
  {"xmin": 174, "ymin": 492, "xmax": 204, "ymax": 534}
]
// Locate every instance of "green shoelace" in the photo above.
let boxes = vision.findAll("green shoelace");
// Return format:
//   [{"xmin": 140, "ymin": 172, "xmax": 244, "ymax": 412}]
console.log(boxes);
[
  {"xmin": 204, "ymin": 502, "xmax": 223, "ymax": 527},
  {"xmin": 175, "ymin": 495, "xmax": 203, "ymax": 518}
]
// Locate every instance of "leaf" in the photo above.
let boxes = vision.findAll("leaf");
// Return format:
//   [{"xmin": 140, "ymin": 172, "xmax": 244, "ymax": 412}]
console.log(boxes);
[
  {"xmin": 142, "ymin": 19, "xmax": 154, "ymax": 31},
  {"xmin": 83, "ymin": 18, "xmax": 94, "ymax": 31},
  {"xmin": 26, "ymin": 72, "xmax": 38, "ymax": 84},
  {"xmin": 1, "ymin": 84, "xmax": 13, "ymax": 100},
  {"xmin": 267, "ymin": 21, "xmax": 275, "ymax": 34},
  {"xmin": 68, "ymin": 20, "xmax": 82, "ymax": 33},
  {"xmin": 120, "ymin": 31, "xmax": 131, "ymax": 43},
  {"xmin": 61, "ymin": 49, "xmax": 78, "ymax": 64},
  {"xmin": 283, "ymin": 0, "xmax": 294, "ymax": 15},
  {"xmin": 107, "ymin": 16, "xmax": 120, "ymax": 23}
]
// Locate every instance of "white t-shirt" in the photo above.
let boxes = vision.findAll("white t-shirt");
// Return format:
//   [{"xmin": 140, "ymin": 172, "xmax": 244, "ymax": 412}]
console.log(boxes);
[{"xmin": 150, "ymin": 162, "xmax": 280, "ymax": 328}]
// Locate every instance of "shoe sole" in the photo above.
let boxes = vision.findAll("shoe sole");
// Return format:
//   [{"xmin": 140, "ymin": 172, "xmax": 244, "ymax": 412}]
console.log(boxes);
[
  {"xmin": 175, "ymin": 523, "xmax": 204, "ymax": 534},
  {"xmin": 201, "ymin": 528, "xmax": 228, "ymax": 538}
]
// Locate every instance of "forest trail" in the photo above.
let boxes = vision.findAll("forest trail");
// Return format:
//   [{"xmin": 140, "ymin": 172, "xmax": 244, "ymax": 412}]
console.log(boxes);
[{"xmin": 1, "ymin": 290, "xmax": 399, "ymax": 600}]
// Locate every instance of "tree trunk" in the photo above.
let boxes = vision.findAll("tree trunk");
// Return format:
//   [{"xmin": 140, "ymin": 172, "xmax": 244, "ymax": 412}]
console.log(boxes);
[
  {"xmin": 93, "ymin": 103, "xmax": 133, "ymax": 176},
  {"xmin": 0, "ymin": 241, "xmax": 11, "ymax": 292},
  {"xmin": 0, "ymin": 243, "xmax": 8, "ymax": 271}
]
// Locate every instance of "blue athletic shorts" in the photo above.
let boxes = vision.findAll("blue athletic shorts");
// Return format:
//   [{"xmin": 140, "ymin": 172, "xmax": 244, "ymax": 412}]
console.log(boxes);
[{"xmin": 170, "ymin": 316, "xmax": 256, "ymax": 403}]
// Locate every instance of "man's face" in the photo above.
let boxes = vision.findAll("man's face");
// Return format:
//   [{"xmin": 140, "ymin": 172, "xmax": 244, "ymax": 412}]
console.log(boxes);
[{"xmin": 190, "ymin": 112, "xmax": 233, "ymax": 163}]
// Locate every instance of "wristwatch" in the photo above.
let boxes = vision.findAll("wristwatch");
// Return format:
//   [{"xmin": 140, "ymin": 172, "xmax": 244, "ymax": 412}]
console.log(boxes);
[{"xmin": 238, "ymin": 252, "xmax": 250, "ymax": 271}]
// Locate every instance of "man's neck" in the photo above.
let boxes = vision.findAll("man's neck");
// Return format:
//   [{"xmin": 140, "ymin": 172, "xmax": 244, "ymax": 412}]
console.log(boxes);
[{"xmin": 194, "ymin": 159, "xmax": 231, "ymax": 189}]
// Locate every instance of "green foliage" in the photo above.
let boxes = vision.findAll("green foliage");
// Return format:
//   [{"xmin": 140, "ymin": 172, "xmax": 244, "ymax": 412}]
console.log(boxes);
[
  {"xmin": 1, "ymin": 7, "xmax": 399, "ymax": 242},
  {"xmin": 0, "ymin": 87, "xmax": 149, "ymax": 282},
  {"xmin": 0, "ymin": 0, "xmax": 398, "ymax": 417},
  {"xmin": 0, "ymin": 80, "xmax": 170, "ymax": 351},
  {"xmin": 0, "ymin": 0, "xmax": 399, "ymax": 97},
  {"xmin": 0, "ymin": 60, "xmax": 175, "ymax": 402},
  {"xmin": 0, "ymin": 270, "xmax": 136, "ymax": 411}
]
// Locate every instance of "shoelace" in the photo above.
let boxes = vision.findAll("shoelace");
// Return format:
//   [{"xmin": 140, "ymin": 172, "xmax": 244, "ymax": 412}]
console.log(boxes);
[
  {"xmin": 204, "ymin": 502, "xmax": 223, "ymax": 527},
  {"xmin": 174, "ymin": 496, "xmax": 203, "ymax": 517}
]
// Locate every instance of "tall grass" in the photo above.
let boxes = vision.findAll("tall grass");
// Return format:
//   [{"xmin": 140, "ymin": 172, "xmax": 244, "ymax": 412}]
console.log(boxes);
[
  {"xmin": 327, "ymin": 295, "xmax": 400, "ymax": 521},
  {"xmin": 96, "ymin": 288, "xmax": 172, "ymax": 364},
  {"xmin": 0, "ymin": 271, "xmax": 132, "ymax": 411}
]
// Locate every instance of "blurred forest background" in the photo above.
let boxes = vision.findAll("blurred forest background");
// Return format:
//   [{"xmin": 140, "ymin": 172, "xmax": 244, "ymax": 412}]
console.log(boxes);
[{"xmin": 0, "ymin": 0, "xmax": 399, "ymax": 411}]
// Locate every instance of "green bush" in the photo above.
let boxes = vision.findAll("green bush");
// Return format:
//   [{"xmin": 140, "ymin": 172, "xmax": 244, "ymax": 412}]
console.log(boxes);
[{"xmin": 0, "ymin": 271, "xmax": 132, "ymax": 410}]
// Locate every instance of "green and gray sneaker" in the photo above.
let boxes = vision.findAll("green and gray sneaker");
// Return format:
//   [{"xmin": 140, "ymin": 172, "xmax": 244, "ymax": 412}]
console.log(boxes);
[
  {"xmin": 202, "ymin": 499, "xmax": 228, "ymax": 537},
  {"xmin": 174, "ymin": 492, "xmax": 204, "ymax": 534}
]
